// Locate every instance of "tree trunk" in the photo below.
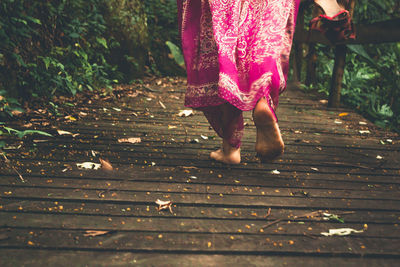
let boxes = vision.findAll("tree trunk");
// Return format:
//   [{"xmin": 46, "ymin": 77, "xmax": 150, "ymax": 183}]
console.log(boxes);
[{"xmin": 102, "ymin": 0, "xmax": 149, "ymax": 81}]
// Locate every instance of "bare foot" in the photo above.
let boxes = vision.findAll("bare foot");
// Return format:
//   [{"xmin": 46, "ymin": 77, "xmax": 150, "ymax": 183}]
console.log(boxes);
[
  {"xmin": 253, "ymin": 98, "xmax": 284, "ymax": 162},
  {"xmin": 314, "ymin": 0, "xmax": 343, "ymax": 17},
  {"xmin": 210, "ymin": 140, "xmax": 241, "ymax": 164}
]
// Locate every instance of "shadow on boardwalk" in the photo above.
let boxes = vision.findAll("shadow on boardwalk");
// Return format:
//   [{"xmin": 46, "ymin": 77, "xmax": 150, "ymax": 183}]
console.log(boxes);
[{"xmin": 1, "ymin": 77, "xmax": 399, "ymax": 266}]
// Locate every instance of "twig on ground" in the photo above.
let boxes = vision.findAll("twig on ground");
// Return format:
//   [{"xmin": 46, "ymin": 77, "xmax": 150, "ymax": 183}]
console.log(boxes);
[
  {"xmin": 265, "ymin": 208, "xmax": 272, "ymax": 218},
  {"xmin": 1, "ymin": 152, "xmax": 26, "ymax": 183},
  {"xmin": 261, "ymin": 219, "xmax": 284, "ymax": 229},
  {"xmin": 260, "ymin": 210, "xmax": 355, "ymax": 230},
  {"xmin": 303, "ymin": 232, "xmax": 318, "ymax": 239},
  {"xmin": 180, "ymin": 123, "xmax": 189, "ymax": 145}
]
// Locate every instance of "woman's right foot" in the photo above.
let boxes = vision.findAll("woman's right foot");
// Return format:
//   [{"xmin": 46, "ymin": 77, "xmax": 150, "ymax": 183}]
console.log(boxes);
[{"xmin": 253, "ymin": 97, "xmax": 284, "ymax": 162}]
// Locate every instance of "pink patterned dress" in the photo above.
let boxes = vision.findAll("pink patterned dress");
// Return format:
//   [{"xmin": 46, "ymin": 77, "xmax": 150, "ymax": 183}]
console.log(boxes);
[{"xmin": 178, "ymin": 0, "xmax": 301, "ymax": 148}]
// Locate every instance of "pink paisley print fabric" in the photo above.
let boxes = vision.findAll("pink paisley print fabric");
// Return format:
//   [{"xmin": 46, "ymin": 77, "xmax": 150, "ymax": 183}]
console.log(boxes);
[{"xmin": 178, "ymin": 0, "xmax": 300, "ymax": 116}]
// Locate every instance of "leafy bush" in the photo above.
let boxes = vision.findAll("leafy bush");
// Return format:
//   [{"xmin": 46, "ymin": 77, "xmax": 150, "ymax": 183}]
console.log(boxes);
[
  {"xmin": 0, "ymin": 0, "xmax": 117, "ymax": 100},
  {"xmin": 0, "ymin": 0, "xmax": 184, "ymax": 122}
]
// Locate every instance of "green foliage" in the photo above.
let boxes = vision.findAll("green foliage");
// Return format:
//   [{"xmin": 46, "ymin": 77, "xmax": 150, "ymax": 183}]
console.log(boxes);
[
  {"xmin": 0, "ymin": 0, "xmax": 182, "ymax": 113},
  {"xmin": 0, "ymin": 90, "xmax": 23, "ymax": 119},
  {"xmin": 0, "ymin": 0, "xmax": 118, "ymax": 100},
  {"xmin": 2, "ymin": 126, "xmax": 52, "ymax": 139},
  {"xmin": 166, "ymin": 41, "xmax": 185, "ymax": 68},
  {"xmin": 309, "ymin": 41, "xmax": 400, "ymax": 132}
]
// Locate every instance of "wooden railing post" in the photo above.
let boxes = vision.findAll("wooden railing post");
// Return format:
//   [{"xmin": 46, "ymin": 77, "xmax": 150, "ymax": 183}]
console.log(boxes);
[
  {"xmin": 305, "ymin": 5, "xmax": 322, "ymax": 86},
  {"xmin": 328, "ymin": 44, "xmax": 346, "ymax": 107},
  {"xmin": 292, "ymin": 3, "xmax": 306, "ymax": 82},
  {"xmin": 328, "ymin": 0, "xmax": 355, "ymax": 108}
]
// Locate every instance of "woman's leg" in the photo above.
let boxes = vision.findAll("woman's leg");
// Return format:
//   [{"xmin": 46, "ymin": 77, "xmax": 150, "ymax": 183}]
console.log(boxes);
[
  {"xmin": 203, "ymin": 103, "xmax": 243, "ymax": 164},
  {"xmin": 253, "ymin": 97, "xmax": 285, "ymax": 162}
]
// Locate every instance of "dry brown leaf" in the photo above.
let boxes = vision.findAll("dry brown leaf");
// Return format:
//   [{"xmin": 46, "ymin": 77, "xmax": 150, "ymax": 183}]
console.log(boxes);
[
  {"xmin": 99, "ymin": 158, "xmax": 113, "ymax": 171},
  {"xmin": 11, "ymin": 110, "xmax": 23, "ymax": 116},
  {"xmin": 179, "ymin": 166, "xmax": 199, "ymax": 170},
  {"xmin": 155, "ymin": 199, "xmax": 173, "ymax": 213},
  {"xmin": 83, "ymin": 230, "xmax": 109, "ymax": 237},
  {"xmin": 118, "ymin": 137, "xmax": 142, "ymax": 144},
  {"xmin": 159, "ymin": 100, "xmax": 166, "ymax": 109},
  {"xmin": 178, "ymin": 110, "xmax": 194, "ymax": 117}
]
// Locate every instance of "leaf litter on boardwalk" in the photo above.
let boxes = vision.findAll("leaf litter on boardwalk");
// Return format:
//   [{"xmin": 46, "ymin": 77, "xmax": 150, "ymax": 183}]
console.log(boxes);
[
  {"xmin": 156, "ymin": 199, "xmax": 173, "ymax": 213},
  {"xmin": 84, "ymin": 230, "xmax": 110, "ymax": 237},
  {"xmin": 118, "ymin": 137, "xmax": 142, "ymax": 144}
]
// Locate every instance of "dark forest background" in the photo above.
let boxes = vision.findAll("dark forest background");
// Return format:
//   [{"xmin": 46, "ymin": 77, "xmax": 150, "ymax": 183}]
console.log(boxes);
[{"xmin": 0, "ymin": 0, "xmax": 399, "ymax": 132}]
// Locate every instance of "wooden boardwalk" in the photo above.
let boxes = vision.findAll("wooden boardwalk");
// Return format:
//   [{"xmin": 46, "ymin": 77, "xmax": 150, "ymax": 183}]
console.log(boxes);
[{"xmin": 1, "ymin": 77, "xmax": 399, "ymax": 266}]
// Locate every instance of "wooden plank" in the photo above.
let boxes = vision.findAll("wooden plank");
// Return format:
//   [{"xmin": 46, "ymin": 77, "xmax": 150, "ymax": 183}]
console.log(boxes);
[
  {"xmin": 1, "ymin": 199, "xmax": 399, "ymax": 224},
  {"xmin": 1, "ymin": 228, "xmax": 400, "ymax": 256},
  {"xmin": 1, "ymin": 175, "xmax": 399, "ymax": 198},
  {"xmin": 1, "ymin": 177, "xmax": 399, "ymax": 201},
  {"xmin": 1, "ymin": 250, "xmax": 399, "ymax": 267},
  {"xmin": 1, "ymin": 211, "xmax": 399, "ymax": 238},
  {"xmin": 1, "ymin": 186, "xmax": 400, "ymax": 211}
]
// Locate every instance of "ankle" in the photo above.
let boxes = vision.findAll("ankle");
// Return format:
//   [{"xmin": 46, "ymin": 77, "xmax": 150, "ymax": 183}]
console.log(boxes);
[{"xmin": 222, "ymin": 139, "xmax": 240, "ymax": 154}]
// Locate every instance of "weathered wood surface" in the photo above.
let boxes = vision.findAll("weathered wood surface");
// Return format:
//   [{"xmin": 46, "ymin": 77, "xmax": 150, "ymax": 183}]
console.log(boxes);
[{"xmin": 1, "ymin": 78, "xmax": 399, "ymax": 266}]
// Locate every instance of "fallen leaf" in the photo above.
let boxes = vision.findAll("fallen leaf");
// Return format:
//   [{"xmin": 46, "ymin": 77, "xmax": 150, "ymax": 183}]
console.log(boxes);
[
  {"xmin": 118, "ymin": 137, "xmax": 142, "ymax": 144},
  {"xmin": 321, "ymin": 228, "xmax": 364, "ymax": 236},
  {"xmin": 57, "ymin": 130, "xmax": 79, "ymax": 137},
  {"xmin": 84, "ymin": 230, "xmax": 109, "ymax": 237},
  {"xmin": 322, "ymin": 213, "xmax": 344, "ymax": 223},
  {"xmin": 11, "ymin": 110, "xmax": 23, "ymax": 116},
  {"xmin": 200, "ymin": 135, "xmax": 208, "ymax": 140},
  {"xmin": 338, "ymin": 113, "xmax": 348, "ymax": 117},
  {"xmin": 155, "ymin": 199, "xmax": 173, "ymax": 213},
  {"xmin": 77, "ymin": 162, "xmax": 101, "ymax": 170},
  {"xmin": 168, "ymin": 125, "xmax": 177, "ymax": 129},
  {"xmin": 65, "ymin": 115, "xmax": 77, "ymax": 121},
  {"xmin": 57, "ymin": 130, "xmax": 72, "ymax": 135},
  {"xmin": 159, "ymin": 100, "xmax": 166, "ymax": 109},
  {"xmin": 99, "ymin": 158, "xmax": 113, "ymax": 171},
  {"xmin": 178, "ymin": 109, "xmax": 194, "ymax": 117},
  {"xmin": 271, "ymin": 170, "xmax": 280, "ymax": 175}
]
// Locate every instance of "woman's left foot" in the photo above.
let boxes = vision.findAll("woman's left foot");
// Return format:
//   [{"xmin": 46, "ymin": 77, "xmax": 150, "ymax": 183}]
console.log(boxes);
[{"xmin": 210, "ymin": 140, "xmax": 241, "ymax": 164}]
